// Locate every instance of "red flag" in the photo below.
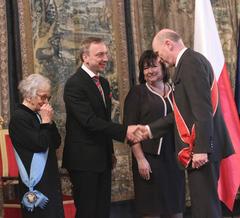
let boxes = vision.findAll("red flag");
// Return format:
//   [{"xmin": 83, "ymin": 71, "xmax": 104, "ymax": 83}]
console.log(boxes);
[
  {"xmin": 235, "ymin": 30, "xmax": 240, "ymax": 116},
  {"xmin": 194, "ymin": 0, "xmax": 240, "ymax": 211}
]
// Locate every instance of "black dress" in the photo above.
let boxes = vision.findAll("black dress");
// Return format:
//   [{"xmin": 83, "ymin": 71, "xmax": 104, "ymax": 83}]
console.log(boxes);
[
  {"xmin": 9, "ymin": 104, "xmax": 64, "ymax": 218},
  {"xmin": 124, "ymin": 84, "xmax": 185, "ymax": 217}
]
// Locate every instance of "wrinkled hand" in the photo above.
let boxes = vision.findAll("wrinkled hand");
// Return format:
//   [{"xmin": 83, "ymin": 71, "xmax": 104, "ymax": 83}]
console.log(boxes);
[
  {"xmin": 126, "ymin": 125, "xmax": 149, "ymax": 143},
  {"xmin": 137, "ymin": 158, "xmax": 152, "ymax": 180},
  {"xmin": 39, "ymin": 103, "xmax": 53, "ymax": 123},
  {"xmin": 192, "ymin": 153, "xmax": 208, "ymax": 169}
]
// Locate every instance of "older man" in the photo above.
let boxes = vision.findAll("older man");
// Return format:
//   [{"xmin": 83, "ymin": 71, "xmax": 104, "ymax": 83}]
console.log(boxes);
[{"xmin": 147, "ymin": 29, "xmax": 233, "ymax": 218}]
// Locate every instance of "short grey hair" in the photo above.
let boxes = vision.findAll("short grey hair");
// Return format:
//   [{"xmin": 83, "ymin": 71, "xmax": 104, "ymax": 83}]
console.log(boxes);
[{"xmin": 18, "ymin": 74, "xmax": 51, "ymax": 99}]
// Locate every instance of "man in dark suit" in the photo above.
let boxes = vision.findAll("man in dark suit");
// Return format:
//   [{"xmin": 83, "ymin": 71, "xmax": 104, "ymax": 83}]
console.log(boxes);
[
  {"xmin": 63, "ymin": 37, "xmax": 145, "ymax": 218},
  {"xmin": 145, "ymin": 29, "xmax": 234, "ymax": 218}
]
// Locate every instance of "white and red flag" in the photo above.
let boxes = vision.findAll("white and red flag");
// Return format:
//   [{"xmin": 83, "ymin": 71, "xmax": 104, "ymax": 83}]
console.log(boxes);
[{"xmin": 194, "ymin": 0, "xmax": 240, "ymax": 211}]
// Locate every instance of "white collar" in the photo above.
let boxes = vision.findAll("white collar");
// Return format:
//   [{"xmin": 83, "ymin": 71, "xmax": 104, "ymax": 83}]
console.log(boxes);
[
  {"xmin": 81, "ymin": 64, "xmax": 99, "ymax": 78},
  {"xmin": 175, "ymin": 47, "xmax": 187, "ymax": 67}
]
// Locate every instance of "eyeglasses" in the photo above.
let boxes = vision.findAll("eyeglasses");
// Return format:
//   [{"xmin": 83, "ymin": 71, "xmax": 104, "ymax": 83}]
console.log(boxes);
[{"xmin": 36, "ymin": 93, "xmax": 51, "ymax": 101}]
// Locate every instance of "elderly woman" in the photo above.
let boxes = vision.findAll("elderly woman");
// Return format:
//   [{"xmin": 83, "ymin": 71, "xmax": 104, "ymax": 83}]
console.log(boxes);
[
  {"xmin": 9, "ymin": 74, "xmax": 64, "ymax": 218},
  {"xmin": 124, "ymin": 50, "xmax": 185, "ymax": 218}
]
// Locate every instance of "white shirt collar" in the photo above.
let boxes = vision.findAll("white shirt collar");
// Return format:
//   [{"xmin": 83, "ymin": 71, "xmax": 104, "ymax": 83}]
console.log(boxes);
[
  {"xmin": 175, "ymin": 47, "xmax": 187, "ymax": 67},
  {"xmin": 81, "ymin": 64, "xmax": 99, "ymax": 78}
]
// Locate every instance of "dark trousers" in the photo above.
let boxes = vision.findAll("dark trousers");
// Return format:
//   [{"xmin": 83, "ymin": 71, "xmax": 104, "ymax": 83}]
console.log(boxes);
[
  {"xmin": 69, "ymin": 169, "xmax": 111, "ymax": 218},
  {"xmin": 188, "ymin": 162, "xmax": 222, "ymax": 218}
]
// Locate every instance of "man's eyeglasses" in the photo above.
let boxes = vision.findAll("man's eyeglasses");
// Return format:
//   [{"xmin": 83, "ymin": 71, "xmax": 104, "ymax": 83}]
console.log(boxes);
[{"xmin": 36, "ymin": 93, "xmax": 51, "ymax": 101}]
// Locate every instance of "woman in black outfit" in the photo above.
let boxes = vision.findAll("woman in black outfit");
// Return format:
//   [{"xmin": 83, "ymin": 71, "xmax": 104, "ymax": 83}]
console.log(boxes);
[
  {"xmin": 124, "ymin": 50, "xmax": 185, "ymax": 218},
  {"xmin": 9, "ymin": 74, "xmax": 64, "ymax": 218}
]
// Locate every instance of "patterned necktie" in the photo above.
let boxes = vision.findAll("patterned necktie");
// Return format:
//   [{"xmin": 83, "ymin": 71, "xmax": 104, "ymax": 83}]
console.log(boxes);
[{"xmin": 93, "ymin": 76, "xmax": 106, "ymax": 106}]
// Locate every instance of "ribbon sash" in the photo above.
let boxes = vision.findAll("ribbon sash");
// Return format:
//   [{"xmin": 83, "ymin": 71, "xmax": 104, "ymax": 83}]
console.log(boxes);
[
  {"xmin": 173, "ymin": 77, "xmax": 218, "ymax": 168},
  {"xmin": 14, "ymin": 149, "xmax": 49, "ymax": 211},
  {"xmin": 13, "ymin": 113, "xmax": 50, "ymax": 211}
]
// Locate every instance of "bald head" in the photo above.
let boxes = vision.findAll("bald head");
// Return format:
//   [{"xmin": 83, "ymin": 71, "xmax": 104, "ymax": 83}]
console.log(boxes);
[
  {"xmin": 154, "ymin": 29, "xmax": 183, "ymax": 45},
  {"xmin": 152, "ymin": 28, "xmax": 185, "ymax": 67}
]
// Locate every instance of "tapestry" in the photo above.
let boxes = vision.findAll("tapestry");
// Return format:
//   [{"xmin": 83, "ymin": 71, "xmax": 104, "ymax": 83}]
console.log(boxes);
[{"xmin": 30, "ymin": 0, "xmax": 133, "ymax": 201}]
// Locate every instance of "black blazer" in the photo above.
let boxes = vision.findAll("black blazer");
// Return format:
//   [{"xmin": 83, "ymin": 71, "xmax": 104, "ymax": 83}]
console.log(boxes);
[
  {"xmin": 62, "ymin": 68, "xmax": 127, "ymax": 172},
  {"xmin": 9, "ymin": 104, "xmax": 64, "ymax": 217},
  {"xmin": 149, "ymin": 49, "xmax": 233, "ymax": 162}
]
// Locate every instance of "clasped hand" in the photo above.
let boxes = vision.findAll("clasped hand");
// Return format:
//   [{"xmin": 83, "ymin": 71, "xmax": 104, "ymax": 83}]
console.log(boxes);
[
  {"xmin": 126, "ymin": 125, "xmax": 149, "ymax": 143},
  {"xmin": 191, "ymin": 153, "xmax": 208, "ymax": 169}
]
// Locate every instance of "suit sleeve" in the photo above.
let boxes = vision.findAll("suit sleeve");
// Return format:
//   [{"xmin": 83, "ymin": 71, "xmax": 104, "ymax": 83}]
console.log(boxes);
[
  {"xmin": 64, "ymin": 78, "xmax": 127, "ymax": 142},
  {"xmin": 45, "ymin": 121, "xmax": 61, "ymax": 149},
  {"xmin": 148, "ymin": 112, "xmax": 174, "ymax": 138},
  {"xmin": 180, "ymin": 56, "xmax": 213, "ymax": 153},
  {"xmin": 124, "ymin": 86, "xmax": 174, "ymax": 139}
]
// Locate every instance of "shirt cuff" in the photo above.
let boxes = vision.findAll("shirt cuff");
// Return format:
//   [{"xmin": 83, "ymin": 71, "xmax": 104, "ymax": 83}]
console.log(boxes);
[{"xmin": 145, "ymin": 125, "xmax": 153, "ymax": 139}]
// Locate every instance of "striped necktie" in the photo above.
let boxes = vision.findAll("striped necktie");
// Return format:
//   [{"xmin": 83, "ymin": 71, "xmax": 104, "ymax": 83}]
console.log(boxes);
[{"xmin": 93, "ymin": 76, "xmax": 106, "ymax": 106}]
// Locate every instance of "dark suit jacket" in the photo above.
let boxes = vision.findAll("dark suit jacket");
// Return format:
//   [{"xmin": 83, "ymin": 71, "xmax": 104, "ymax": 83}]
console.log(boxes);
[
  {"xmin": 149, "ymin": 48, "xmax": 233, "ymax": 162},
  {"xmin": 62, "ymin": 68, "xmax": 127, "ymax": 172}
]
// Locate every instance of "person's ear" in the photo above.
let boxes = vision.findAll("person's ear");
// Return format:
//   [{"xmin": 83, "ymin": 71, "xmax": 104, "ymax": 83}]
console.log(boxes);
[
  {"xmin": 82, "ymin": 53, "xmax": 88, "ymax": 62},
  {"xmin": 26, "ymin": 96, "xmax": 32, "ymax": 102},
  {"xmin": 165, "ymin": 39, "xmax": 173, "ymax": 50}
]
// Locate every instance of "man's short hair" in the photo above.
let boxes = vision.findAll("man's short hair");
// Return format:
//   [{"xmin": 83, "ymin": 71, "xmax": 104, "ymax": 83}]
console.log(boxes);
[{"xmin": 79, "ymin": 37, "xmax": 104, "ymax": 62}]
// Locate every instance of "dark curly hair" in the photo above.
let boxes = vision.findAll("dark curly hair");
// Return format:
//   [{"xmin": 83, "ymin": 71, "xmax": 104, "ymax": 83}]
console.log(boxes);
[{"xmin": 138, "ymin": 50, "xmax": 169, "ymax": 84}]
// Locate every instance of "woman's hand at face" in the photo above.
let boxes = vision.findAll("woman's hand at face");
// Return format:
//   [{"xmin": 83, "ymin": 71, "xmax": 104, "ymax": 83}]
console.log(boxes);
[{"xmin": 39, "ymin": 103, "xmax": 54, "ymax": 123}]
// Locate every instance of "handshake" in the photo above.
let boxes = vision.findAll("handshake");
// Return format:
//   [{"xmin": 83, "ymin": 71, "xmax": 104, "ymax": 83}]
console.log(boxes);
[{"xmin": 126, "ymin": 125, "xmax": 150, "ymax": 144}]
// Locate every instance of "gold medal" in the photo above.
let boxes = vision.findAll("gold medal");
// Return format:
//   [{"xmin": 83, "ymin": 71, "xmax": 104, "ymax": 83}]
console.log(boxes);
[{"xmin": 26, "ymin": 192, "xmax": 37, "ymax": 203}]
